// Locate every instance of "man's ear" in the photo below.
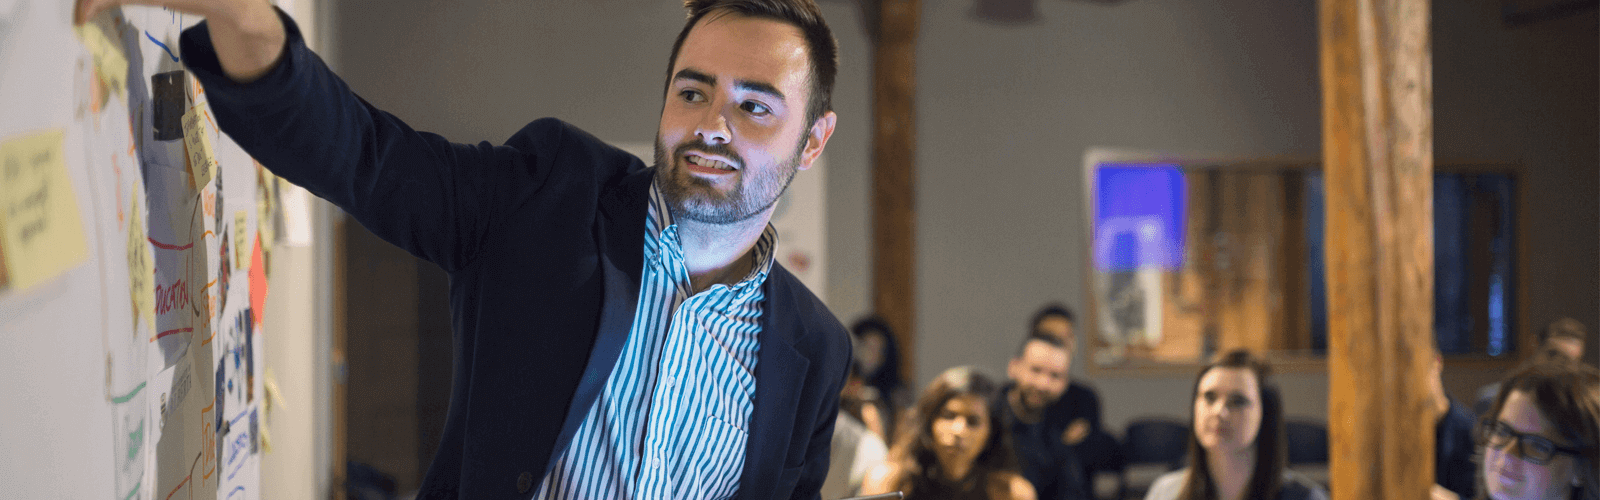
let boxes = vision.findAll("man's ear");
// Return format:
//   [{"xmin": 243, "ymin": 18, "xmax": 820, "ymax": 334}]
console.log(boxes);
[{"xmin": 797, "ymin": 111, "xmax": 836, "ymax": 171}]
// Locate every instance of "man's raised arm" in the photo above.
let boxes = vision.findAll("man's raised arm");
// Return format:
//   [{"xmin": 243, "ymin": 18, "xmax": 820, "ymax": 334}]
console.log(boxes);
[{"xmin": 76, "ymin": 0, "xmax": 285, "ymax": 83}]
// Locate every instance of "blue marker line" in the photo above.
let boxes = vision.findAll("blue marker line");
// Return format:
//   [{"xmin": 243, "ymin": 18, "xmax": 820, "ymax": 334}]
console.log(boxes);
[{"xmin": 145, "ymin": 31, "xmax": 179, "ymax": 62}]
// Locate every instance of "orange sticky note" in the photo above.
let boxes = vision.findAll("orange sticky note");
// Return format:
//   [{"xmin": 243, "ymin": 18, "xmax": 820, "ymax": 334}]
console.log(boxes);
[{"xmin": 250, "ymin": 234, "xmax": 267, "ymax": 327}]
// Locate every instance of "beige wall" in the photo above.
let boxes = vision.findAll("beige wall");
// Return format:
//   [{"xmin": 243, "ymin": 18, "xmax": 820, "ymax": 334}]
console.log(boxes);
[{"xmin": 325, "ymin": 0, "xmax": 1596, "ymax": 437}]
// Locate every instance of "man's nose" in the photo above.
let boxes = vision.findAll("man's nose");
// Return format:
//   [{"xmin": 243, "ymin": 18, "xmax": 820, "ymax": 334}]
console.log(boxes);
[{"xmin": 696, "ymin": 106, "xmax": 731, "ymax": 145}]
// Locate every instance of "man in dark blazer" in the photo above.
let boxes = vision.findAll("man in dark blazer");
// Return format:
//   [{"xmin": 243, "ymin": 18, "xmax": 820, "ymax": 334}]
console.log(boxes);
[{"xmin": 74, "ymin": 0, "xmax": 853, "ymax": 498}]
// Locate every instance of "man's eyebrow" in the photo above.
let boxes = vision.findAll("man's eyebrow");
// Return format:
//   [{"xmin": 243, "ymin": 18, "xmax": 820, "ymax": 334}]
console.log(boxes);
[
  {"xmin": 673, "ymin": 68, "xmax": 716, "ymax": 86},
  {"xmin": 734, "ymin": 80, "xmax": 785, "ymax": 101},
  {"xmin": 673, "ymin": 68, "xmax": 787, "ymax": 102}
]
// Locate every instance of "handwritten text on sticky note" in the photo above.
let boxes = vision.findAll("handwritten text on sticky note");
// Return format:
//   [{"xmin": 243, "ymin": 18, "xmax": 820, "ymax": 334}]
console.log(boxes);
[
  {"xmin": 182, "ymin": 105, "xmax": 216, "ymax": 187},
  {"xmin": 0, "ymin": 129, "xmax": 89, "ymax": 290}
]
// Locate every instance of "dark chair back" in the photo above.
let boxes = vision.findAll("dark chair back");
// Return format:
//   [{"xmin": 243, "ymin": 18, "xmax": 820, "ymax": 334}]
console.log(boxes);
[
  {"xmin": 1285, "ymin": 419, "xmax": 1329, "ymax": 465},
  {"xmin": 1120, "ymin": 418, "xmax": 1189, "ymax": 471},
  {"xmin": 1115, "ymin": 417, "xmax": 1190, "ymax": 500}
]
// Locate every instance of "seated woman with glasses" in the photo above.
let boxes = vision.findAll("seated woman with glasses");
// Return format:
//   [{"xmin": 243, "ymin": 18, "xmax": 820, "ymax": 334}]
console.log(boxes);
[
  {"xmin": 1144, "ymin": 349, "xmax": 1327, "ymax": 500},
  {"xmin": 859, "ymin": 367, "xmax": 1036, "ymax": 500},
  {"xmin": 1476, "ymin": 360, "xmax": 1599, "ymax": 500}
]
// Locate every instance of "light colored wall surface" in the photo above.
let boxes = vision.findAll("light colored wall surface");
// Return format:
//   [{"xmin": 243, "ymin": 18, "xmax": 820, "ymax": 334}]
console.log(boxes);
[
  {"xmin": 324, "ymin": 0, "xmax": 1596, "ymax": 436},
  {"xmin": 260, "ymin": 1, "xmax": 335, "ymax": 499}
]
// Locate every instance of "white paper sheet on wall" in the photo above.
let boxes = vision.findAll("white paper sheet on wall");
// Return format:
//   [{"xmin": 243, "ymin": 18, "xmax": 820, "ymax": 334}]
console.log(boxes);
[{"xmin": 0, "ymin": 3, "xmax": 275, "ymax": 498}]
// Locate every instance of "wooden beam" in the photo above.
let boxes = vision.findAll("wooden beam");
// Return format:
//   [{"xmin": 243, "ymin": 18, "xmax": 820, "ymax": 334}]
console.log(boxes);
[
  {"xmin": 871, "ymin": 0, "xmax": 919, "ymax": 383},
  {"xmin": 1319, "ymin": 0, "xmax": 1435, "ymax": 498}
]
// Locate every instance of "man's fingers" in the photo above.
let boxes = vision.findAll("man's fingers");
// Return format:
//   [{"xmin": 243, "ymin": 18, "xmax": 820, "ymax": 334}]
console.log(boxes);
[
  {"xmin": 75, "ymin": 0, "xmax": 208, "ymax": 26},
  {"xmin": 73, "ymin": 0, "xmax": 106, "ymax": 25}
]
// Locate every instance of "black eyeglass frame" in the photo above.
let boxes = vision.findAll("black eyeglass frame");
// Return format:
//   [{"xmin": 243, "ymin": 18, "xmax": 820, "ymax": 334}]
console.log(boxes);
[{"xmin": 1481, "ymin": 420, "xmax": 1587, "ymax": 466}]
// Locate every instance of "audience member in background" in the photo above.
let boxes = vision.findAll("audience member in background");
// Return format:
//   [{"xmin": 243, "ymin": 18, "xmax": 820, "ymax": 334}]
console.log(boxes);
[
  {"xmin": 841, "ymin": 362, "xmax": 890, "ymax": 440},
  {"xmin": 824, "ymin": 364, "xmax": 891, "ymax": 499},
  {"xmin": 1431, "ymin": 347, "xmax": 1478, "ymax": 499},
  {"xmin": 1144, "ymin": 350, "xmax": 1327, "ymax": 500},
  {"xmin": 1030, "ymin": 303, "xmax": 1121, "ymax": 481},
  {"xmin": 1000, "ymin": 333, "xmax": 1091, "ymax": 500},
  {"xmin": 1478, "ymin": 318, "xmax": 1590, "ymax": 414},
  {"xmin": 1474, "ymin": 361, "xmax": 1599, "ymax": 500},
  {"xmin": 854, "ymin": 315, "xmax": 914, "ymax": 429},
  {"xmin": 861, "ymin": 367, "xmax": 1037, "ymax": 500}
]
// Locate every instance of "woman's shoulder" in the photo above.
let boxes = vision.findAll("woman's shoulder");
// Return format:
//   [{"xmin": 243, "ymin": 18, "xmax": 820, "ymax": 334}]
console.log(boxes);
[
  {"xmin": 1141, "ymin": 469, "xmax": 1190, "ymax": 500},
  {"xmin": 1277, "ymin": 471, "xmax": 1330, "ymax": 500}
]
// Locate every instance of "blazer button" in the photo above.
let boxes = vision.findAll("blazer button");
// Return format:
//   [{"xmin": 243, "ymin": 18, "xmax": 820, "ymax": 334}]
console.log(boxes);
[{"xmin": 517, "ymin": 471, "xmax": 533, "ymax": 494}]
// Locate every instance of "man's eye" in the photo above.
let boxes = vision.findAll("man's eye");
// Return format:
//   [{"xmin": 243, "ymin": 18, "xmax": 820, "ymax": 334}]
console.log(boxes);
[
  {"xmin": 680, "ymin": 90, "xmax": 706, "ymax": 103},
  {"xmin": 740, "ymin": 101, "xmax": 770, "ymax": 115}
]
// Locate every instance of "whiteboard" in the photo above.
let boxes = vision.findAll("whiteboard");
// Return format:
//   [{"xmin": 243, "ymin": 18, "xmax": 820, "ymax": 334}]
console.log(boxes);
[{"xmin": 0, "ymin": 3, "xmax": 283, "ymax": 499}]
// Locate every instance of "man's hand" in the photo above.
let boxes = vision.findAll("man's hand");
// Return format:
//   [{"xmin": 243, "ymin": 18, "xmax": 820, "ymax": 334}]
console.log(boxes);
[
  {"xmin": 74, "ymin": 0, "xmax": 286, "ymax": 84},
  {"xmin": 1430, "ymin": 484, "xmax": 1460, "ymax": 500},
  {"xmin": 1062, "ymin": 418, "xmax": 1090, "ymax": 446}
]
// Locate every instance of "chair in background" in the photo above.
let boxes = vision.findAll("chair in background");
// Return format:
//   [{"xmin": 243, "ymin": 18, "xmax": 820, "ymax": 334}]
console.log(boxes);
[
  {"xmin": 1117, "ymin": 418, "xmax": 1189, "ymax": 499},
  {"xmin": 1284, "ymin": 419, "xmax": 1330, "ymax": 488}
]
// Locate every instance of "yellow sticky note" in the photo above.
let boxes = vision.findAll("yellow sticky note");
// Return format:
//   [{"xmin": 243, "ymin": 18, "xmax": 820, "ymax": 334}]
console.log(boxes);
[
  {"xmin": 128, "ymin": 185, "xmax": 154, "ymax": 332},
  {"xmin": 255, "ymin": 164, "xmax": 277, "ymax": 246},
  {"xmin": 0, "ymin": 130, "xmax": 89, "ymax": 290},
  {"xmin": 233, "ymin": 211, "xmax": 247, "ymax": 269},
  {"xmin": 73, "ymin": 13, "xmax": 128, "ymax": 100},
  {"xmin": 182, "ymin": 105, "xmax": 215, "ymax": 187}
]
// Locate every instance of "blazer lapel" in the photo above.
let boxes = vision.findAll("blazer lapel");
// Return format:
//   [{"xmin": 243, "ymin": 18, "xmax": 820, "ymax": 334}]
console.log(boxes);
[
  {"xmin": 542, "ymin": 167, "xmax": 655, "ymax": 477},
  {"xmin": 737, "ymin": 269, "xmax": 811, "ymax": 500}
]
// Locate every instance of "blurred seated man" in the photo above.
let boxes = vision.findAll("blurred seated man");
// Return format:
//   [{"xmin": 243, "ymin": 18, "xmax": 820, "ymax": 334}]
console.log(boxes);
[
  {"xmin": 823, "ymin": 363, "xmax": 890, "ymax": 499},
  {"xmin": 1428, "ymin": 346, "xmax": 1476, "ymax": 499},
  {"xmin": 1477, "ymin": 318, "xmax": 1588, "ymax": 414},
  {"xmin": 1001, "ymin": 333, "xmax": 1091, "ymax": 500},
  {"xmin": 1031, "ymin": 304, "xmax": 1120, "ymax": 480}
]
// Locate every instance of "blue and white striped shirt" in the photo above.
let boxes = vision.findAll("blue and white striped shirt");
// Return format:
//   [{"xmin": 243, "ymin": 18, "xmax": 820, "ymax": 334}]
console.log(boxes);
[{"xmin": 533, "ymin": 183, "xmax": 776, "ymax": 499}]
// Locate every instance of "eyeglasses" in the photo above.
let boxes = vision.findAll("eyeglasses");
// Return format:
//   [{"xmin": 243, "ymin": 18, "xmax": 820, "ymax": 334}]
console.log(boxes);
[{"xmin": 1482, "ymin": 421, "xmax": 1585, "ymax": 465}]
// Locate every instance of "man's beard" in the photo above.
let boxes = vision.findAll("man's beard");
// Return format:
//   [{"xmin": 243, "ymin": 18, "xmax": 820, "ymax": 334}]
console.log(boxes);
[
  {"xmin": 654, "ymin": 134, "xmax": 804, "ymax": 225},
  {"xmin": 1019, "ymin": 387, "xmax": 1057, "ymax": 413}
]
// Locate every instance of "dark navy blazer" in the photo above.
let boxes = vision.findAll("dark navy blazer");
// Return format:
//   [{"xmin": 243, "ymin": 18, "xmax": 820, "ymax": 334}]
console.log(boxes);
[{"xmin": 181, "ymin": 11, "xmax": 850, "ymax": 500}]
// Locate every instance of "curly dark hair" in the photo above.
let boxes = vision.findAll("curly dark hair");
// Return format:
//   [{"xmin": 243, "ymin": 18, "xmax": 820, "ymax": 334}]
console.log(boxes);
[{"xmin": 888, "ymin": 367, "xmax": 1019, "ymax": 496}]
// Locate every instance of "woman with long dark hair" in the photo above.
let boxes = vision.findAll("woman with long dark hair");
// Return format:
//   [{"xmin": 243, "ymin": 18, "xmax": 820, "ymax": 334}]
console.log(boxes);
[
  {"xmin": 1144, "ymin": 350, "xmax": 1326, "ymax": 500},
  {"xmin": 860, "ymin": 367, "xmax": 1036, "ymax": 500},
  {"xmin": 1474, "ymin": 360, "xmax": 1599, "ymax": 500}
]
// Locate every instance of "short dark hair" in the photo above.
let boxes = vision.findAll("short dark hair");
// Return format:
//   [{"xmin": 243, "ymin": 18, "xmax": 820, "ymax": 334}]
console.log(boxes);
[
  {"xmin": 666, "ymin": 0, "xmax": 838, "ymax": 127},
  {"xmin": 1540, "ymin": 317, "xmax": 1587, "ymax": 344},
  {"xmin": 1015, "ymin": 332, "xmax": 1066, "ymax": 358},
  {"xmin": 1030, "ymin": 303, "xmax": 1076, "ymax": 331},
  {"xmin": 1478, "ymin": 361, "xmax": 1600, "ymax": 500}
]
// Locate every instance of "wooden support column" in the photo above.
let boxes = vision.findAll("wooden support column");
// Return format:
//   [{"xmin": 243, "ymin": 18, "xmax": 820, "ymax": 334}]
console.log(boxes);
[
  {"xmin": 1319, "ymin": 0, "xmax": 1435, "ymax": 498},
  {"xmin": 870, "ymin": 0, "xmax": 919, "ymax": 382}
]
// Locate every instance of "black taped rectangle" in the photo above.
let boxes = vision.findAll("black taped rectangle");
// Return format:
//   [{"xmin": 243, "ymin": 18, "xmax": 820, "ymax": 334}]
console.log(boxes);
[{"xmin": 151, "ymin": 70, "xmax": 186, "ymax": 141}]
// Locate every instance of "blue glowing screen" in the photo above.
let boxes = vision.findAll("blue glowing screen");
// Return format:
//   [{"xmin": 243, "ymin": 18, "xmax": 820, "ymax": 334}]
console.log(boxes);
[{"xmin": 1094, "ymin": 164, "xmax": 1186, "ymax": 271}]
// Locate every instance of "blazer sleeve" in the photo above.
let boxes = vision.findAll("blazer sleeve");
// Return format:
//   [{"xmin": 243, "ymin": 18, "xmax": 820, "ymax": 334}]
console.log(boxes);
[
  {"xmin": 180, "ymin": 9, "xmax": 547, "ymax": 272},
  {"xmin": 792, "ymin": 348, "xmax": 850, "ymax": 500}
]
